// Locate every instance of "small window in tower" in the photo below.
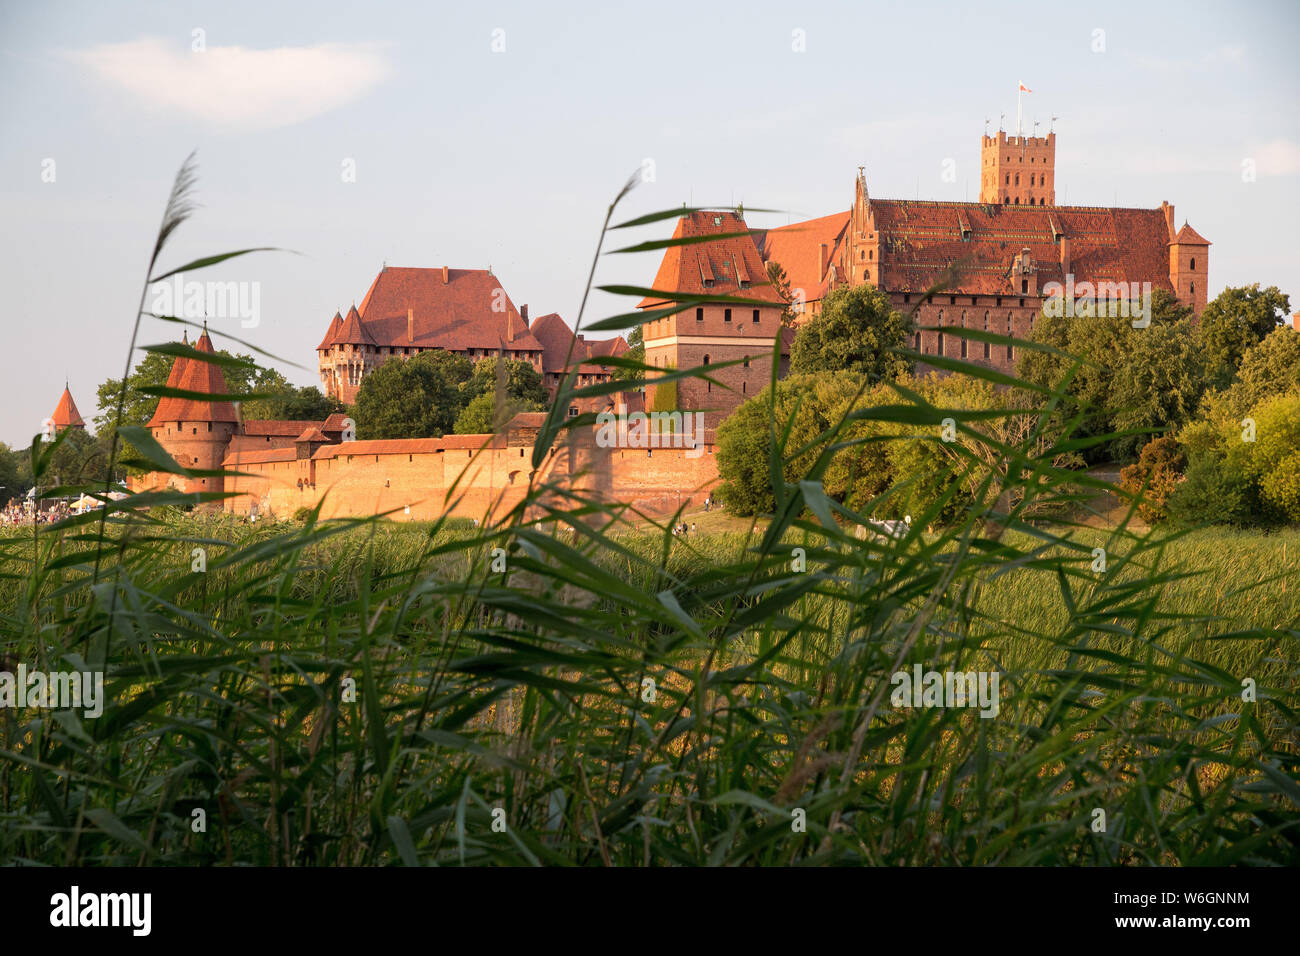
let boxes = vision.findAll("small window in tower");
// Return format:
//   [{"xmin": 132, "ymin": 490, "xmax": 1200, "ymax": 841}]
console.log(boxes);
[
  {"xmin": 1022, "ymin": 279, "xmax": 1029, "ymax": 293},
  {"xmin": 703, "ymin": 354, "xmax": 710, "ymax": 364},
  {"xmin": 938, "ymin": 331, "xmax": 944, "ymax": 355},
  {"xmin": 1040, "ymin": 197, "xmax": 1045, "ymax": 205},
  {"xmin": 696, "ymin": 307, "xmax": 704, "ymax": 322},
  {"xmin": 869, "ymin": 249, "xmax": 873, "ymax": 260},
  {"xmin": 1190, "ymin": 257, "xmax": 1196, "ymax": 271},
  {"xmin": 1190, "ymin": 281, "xmax": 1195, "ymax": 294},
  {"xmin": 1005, "ymin": 174, "xmax": 1010, "ymax": 185},
  {"xmin": 1030, "ymin": 174, "xmax": 1035, "ymax": 186},
  {"xmin": 208, "ymin": 423, "xmax": 212, "ymax": 432},
  {"xmin": 742, "ymin": 382, "xmax": 746, "ymax": 394},
  {"xmin": 752, "ymin": 309, "xmax": 760, "ymax": 323},
  {"xmin": 743, "ymin": 357, "xmax": 749, "ymax": 368},
  {"xmin": 192, "ymin": 428, "xmax": 197, "ymax": 435},
  {"xmin": 724, "ymin": 308, "xmax": 732, "ymax": 323}
]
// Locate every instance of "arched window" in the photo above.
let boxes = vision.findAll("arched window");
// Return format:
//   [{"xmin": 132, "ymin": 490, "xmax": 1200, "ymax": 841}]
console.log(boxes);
[
  {"xmin": 1190, "ymin": 257, "xmax": 1196, "ymax": 271},
  {"xmin": 1190, "ymin": 281, "xmax": 1195, "ymax": 295},
  {"xmin": 703, "ymin": 354, "xmax": 710, "ymax": 392},
  {"xmin": 1005, "ymin": 174, "xmax": 1010, "ymax": 185},
  {"xmin": 1015, "ymin": 174, "xmax": 1020, "ymax": 186},
  {"xmin": 868, "ymin": 249, "xmax": 873, "ymax": 260},
  {"xmin": 1030, "ymin": 174, "xmax": 1035, "ymax": 186},
  {"xmin": 938, "ymin": 331, "xmax": 945, "ymax": 356},
  {"xmin": 983, "ymin": 311, "xmax": 991, "ymax": 360},
  {"xmin": 1006, "ymin": 315, "xmax": 1014, "ymax": 362}
]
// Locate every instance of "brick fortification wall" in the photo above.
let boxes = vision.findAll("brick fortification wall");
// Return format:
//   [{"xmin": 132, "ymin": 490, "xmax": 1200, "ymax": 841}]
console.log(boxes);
[{"xmin": 223, "ymin": 427, "xmax": 721, "ymax": 522}]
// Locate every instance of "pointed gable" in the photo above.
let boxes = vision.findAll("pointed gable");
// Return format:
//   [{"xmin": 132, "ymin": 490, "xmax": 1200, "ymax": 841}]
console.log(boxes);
[
  {"xmin": 147, "ymin": 328, "xmax": 239, "ymax": 425},
  {"xmin": 335, "ymin": 305, "xmax": 375, "ymax": 346},
  {"xmin": 317, "ymin": 311, "xmax": 343, "ymax": 350},
  {"xmin": 638, "ymin": 211, "xmax": 784, "ymax": 309},
  {"xmin": 50, "ymin": 386, "xmax": 85, "ymax": 429},
  {"xmin": 1173, "ymin": 222, "xmax": 1211, "ymax": 246}
]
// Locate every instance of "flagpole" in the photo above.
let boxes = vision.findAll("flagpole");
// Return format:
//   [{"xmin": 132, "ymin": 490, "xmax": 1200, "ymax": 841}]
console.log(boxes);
[{"xmin": 1016, "ymin": 82, "xmax": 1022, "ymax": 138}]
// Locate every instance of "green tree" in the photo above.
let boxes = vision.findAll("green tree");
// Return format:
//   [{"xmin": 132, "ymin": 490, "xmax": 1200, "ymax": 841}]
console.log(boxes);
[
  {"xmin": 1197, "ymin": 284, "xmax": 1291, "ymax": 389},
  {"xmin": 353, "ymin": 349, "xmax": 473, "ymax": 439},
  {"xmin": 1109, "ymin": 320, "xmax": 1209, "ymax": 459},
  {"xmin": 464, "ymin": 357, "xmax": 548, "ymax": 407},
  {"xmin": 610, "ymin": 326, "xmax": 644, "ymax": 383},
  {"xmin": 0, "ymin": 442, "xmax": 25, "ymax": 506},
  {"xmin": 1199, "ymin": 326, "xmax": 1300, "ymax": 423},
  {"xmin": 715, "ymin": 374, "xmax": 827, "ymax": 515},
  {"xmin": 789, "ymin": 284, "xmax": 913, "ymax": 381},
  {"xmin": 765, "ymin": 260, "xmax": 796, "ymax": 327}
]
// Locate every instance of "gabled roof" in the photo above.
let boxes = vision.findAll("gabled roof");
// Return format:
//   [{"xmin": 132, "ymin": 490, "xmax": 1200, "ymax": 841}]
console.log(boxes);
[
  {"xmin": 335, "ymin": 305, "xmax": 375, "ymax": 346},
  {"xmin": 50, "ymin": 386, "xmax": 85, "ymax": 428},
  {"xmin": 1173, "ymin": 222, "xmax": 1210, "ymax": 246},
  {"xmin": 147, "ymin": 328, "xmax": 239, "ymax": 425},
  {"xmin": 530, "ymin": 312, "xmax": 627, "ymax": 375},
  {"xmin": 337, "ymin": 266, "xmax": 544, "ymax": 353},
  {"xmin": 294, "ymin": 426, "xmax": 329, "ymax": 443},
  {"xmin": 755, "ymin": 210, "xmax": 850, "ymax": 303},
  {"xmin": 851, "ymin": 200, "xmax": 1178, "ymax": 296},
  {"xmin": 316, "ymin": 312, "xmax": 343, "ymax": 350},
  {"xmin": 638, "ymin": 211, "xmax": 785, "ymax": 309}
]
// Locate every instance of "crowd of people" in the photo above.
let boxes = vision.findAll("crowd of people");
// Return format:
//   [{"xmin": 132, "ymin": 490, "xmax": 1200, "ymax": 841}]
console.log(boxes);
[{"xmin": 0, "ymin": 501, "xmax": 70, "ymax": 525}]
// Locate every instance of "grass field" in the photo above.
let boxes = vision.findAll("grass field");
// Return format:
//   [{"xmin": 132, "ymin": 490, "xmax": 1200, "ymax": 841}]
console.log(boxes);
[{"xmin": 0, "ymin": 503, "xmax": 1294, "ymax": 866}]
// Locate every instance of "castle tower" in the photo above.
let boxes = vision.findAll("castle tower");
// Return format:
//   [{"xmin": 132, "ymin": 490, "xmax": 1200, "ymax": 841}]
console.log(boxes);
[
  {"xmin": 48, "ymin": 384, "xmax": 86, "ymax": 433},
  {"xmin": 638, "ymin": 210, "xmax": 787, "ymax": 432},
  {"xmin": 980, "ymin": 130, "xmax": 1055, "ymax": 206},
  {"xmin": 145, "ymin": 325, "xmax": 239, "ymax": 497},
  {"xmin": 1168, "ymin": 219, "xmax": 1210, "ymax": 314},
  {"xmin": 847, "ymin": 168, "xmax": 881, "ymax": 286}
]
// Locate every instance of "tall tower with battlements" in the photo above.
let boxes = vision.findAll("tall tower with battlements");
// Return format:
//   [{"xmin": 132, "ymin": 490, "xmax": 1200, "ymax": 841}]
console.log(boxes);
[{"xmin": 980, "ymin": 130, "xmax": 1055, "ymax": 206}]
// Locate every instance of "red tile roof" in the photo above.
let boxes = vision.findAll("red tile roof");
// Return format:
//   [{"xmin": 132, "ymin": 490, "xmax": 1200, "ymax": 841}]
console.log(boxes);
[
  {"xmin": 316, "ymin": 311, "xmax": 343, "ymax": 350},
  {"xmin": 295, "ymin": 426, "xmax": 329, "ymax": 443},
  {"xmin": 50, "ymin": 386, "xmax": 85, "ymax": 428},
  {"xmin": 222, "ymin": 448, "xmax": 297, "ymax": 466},
  {"xmin": 530, "ymin": 312, "xmax": 628, "ymax": 375},
  {"xmin": 310, "ymin": 434, "xmax": 501, "ymax": 459},
  {"xmin": 638, "ymin": 212, "xmax": 785, "ymax": 309},
  {"xmin": 1174, "ymin": 222, "xmax": 1210, "ymax": 245},
  {"xmin": 241, "ymin": 420, "xmax": 324, "ymax": 437},
  {"xmin": 147, "ymin": 329, "xmax": 239, "ymax": 425},
  {"xmin": 334, "ymin": 304, "xmax": 375, "ymax": 346},
  {"xmin": 755, "ymin": 210, "xmax": 850, "ymax": 303},
  {"xmin": 321, "ymin": 266, "xmax": 544, "ymax": 354},
  {"xmin": 862, "ymin": 200, "xmax": 1179, "ymax": 296}
]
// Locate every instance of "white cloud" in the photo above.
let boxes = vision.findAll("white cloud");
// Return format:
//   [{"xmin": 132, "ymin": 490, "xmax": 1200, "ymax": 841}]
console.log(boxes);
[{"xmin": 68, "ymin": 37, "xmax": 390, "ymax": 131}]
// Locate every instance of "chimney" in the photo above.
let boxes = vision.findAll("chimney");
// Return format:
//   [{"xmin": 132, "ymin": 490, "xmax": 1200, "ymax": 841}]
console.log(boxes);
[
  {"xmin": 407, "ymin": 307, "xmax": 414, "ymax": 343},
  {"xmin": 1160, "ymin": 201, "xmax": 1175, "ymax": 240},
  {"xmin": 818, "ymin": 243, "xmax": 828, "ymax": 280},
  {"xmin": 1058, "ymin": 236, "xmax": 1071, "ymax": 275},
  {"xmin": 520, "ymin": 303, "xmax": 528, "ymax": 323},
  {"xmin": 442, "ymin": 266, "xmax": 449, "ymax": 284}
]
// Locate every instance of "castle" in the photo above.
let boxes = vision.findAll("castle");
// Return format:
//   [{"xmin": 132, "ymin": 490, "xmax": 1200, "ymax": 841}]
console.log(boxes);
[
  {"xmin": 642, "ymin": 126, "xmax": 1210, "ymax": 430},
  {"xmin": 125, "ymin": 123, "xmax": 1209, "ymax": 522},
  {"xmin": 315, "ymin": 266, "xmax": 628, "ymax": 404}
]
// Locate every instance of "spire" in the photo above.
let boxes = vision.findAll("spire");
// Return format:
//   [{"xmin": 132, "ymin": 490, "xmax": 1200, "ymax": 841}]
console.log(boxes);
[
  {"xmin": 146, "ymin": 328, "xmax": 238, "ymax": 426},
  {"xmin": 50, "ymin": 385, "xmax": 85, "ymax": 430}
]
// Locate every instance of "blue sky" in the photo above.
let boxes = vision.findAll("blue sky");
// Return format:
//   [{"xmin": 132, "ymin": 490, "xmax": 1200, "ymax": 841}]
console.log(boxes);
[{"xmin": 1, "ymin": 0, "xmax": 1297, "ymax": 447}]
